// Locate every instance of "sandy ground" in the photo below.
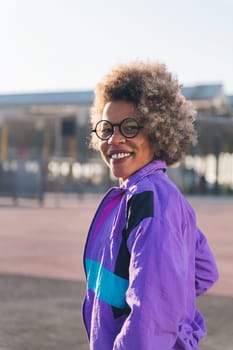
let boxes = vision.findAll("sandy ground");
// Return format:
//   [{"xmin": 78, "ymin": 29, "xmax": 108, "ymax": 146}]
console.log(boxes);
[{"xmin": 0, "ymin": 194, "xmax": 232, "ymax": 349}]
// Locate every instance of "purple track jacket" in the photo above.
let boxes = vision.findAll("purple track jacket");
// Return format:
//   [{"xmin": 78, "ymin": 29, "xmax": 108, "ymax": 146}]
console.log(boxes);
[{"xmin": 83, "ymin": 160, "xmax": 219, "ymax": 349}]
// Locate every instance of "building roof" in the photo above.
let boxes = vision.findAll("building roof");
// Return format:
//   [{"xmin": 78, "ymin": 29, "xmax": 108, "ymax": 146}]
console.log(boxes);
[
  {"xmin": 0, "ymin": 90, "xmax": 94, "ymax": 106},
  {"xmin": 0, "ymin": 85, "xmax": 230, "ymax": 107},
  {"xmin": 182, "ymin": 84, "xmax": 224, "ymax": 100}
]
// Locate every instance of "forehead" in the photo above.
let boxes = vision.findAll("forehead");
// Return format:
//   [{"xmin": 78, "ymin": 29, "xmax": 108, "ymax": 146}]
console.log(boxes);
[{"xmin": 102, "ymin": 100, "xmax": 136, "ymax": 122}]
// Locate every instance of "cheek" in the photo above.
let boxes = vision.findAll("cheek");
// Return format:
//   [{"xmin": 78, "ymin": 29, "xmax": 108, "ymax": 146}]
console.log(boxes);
[
  {"xmin": 99, "ymin": 140, "xmax": 105, "ymax": 152},
  {"xmin": 139, "ymin": 139, "xmax": 154, "ymax": 158},
  {"xmin": 137, "ymin": 135, "xmax": 147, "ymax": 148},
  {"xmin": 99, "ymin": 142, "xmax": 109, "ymax": 160}
]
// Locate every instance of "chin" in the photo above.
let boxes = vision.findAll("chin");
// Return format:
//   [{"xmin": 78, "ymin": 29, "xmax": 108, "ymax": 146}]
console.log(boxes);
[{"xmin": 111, "ymin": 171, "xmax": 127, "ymax": 181}]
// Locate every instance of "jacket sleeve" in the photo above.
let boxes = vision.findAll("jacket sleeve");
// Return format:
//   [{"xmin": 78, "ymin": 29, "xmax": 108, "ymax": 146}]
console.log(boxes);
[
  {"xmin": 195, "ymin": 228, "xmax": 219, "ymax": 296},
  {"xmin": 112, "ymin": 206, "xmax": 194, "ymax": 349}
]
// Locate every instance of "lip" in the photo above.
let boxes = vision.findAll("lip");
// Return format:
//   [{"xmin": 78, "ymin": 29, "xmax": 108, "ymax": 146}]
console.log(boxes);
[{"xmin": 107, "ymin": 150, "xmax": 134, "ymax": 160}]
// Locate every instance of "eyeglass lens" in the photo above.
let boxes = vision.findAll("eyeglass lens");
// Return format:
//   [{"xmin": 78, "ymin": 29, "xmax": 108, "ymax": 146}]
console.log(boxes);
[{"xmin": 94, "ymin": 118, "xmax": 141, "ymax": 140}]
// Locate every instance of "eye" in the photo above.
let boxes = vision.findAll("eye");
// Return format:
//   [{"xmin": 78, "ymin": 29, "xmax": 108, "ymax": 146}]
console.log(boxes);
[
  {"xmin": 101, "ymin": 127, "xmax": 112, "ymax": 136},
  {"xmin": 125, "ymin": 124, "xmax": 137, "ymax": 132},
  {"xmin": 96, "ymin": 121, "xmax": 113, "ymax": 139},
  {"xmin": 122, "ymin": 120, "xmax": 139, "ymax": 136}
]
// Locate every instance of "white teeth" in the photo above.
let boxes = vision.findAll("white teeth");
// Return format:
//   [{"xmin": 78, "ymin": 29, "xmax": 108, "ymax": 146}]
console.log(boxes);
[{"xmin": 111, "ymin": 152, "xmax": 131, "ymax": 159}]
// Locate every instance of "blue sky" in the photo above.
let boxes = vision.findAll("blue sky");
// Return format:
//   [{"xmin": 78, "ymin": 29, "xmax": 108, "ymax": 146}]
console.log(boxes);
[{"xmin": 1, "ymin": 0, "xmax": 233, "ymax": 95}]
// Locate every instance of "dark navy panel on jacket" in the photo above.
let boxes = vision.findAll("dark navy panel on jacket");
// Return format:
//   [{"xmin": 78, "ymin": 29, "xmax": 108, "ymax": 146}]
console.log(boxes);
[{"xmin": 114, "ymin": 191, "xmax": 154, "ymax": 279}]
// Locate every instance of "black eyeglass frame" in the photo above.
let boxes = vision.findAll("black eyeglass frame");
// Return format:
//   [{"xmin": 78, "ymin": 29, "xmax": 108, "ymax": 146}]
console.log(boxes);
[{"xmin": 91, "ymin": 117, "xmax": 143, "ymax": 141}]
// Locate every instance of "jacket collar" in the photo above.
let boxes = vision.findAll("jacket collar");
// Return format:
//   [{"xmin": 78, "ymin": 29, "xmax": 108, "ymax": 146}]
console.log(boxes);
[{"xmin": 120, "ymin": 160, "xmax": 167, "ymax": 190}]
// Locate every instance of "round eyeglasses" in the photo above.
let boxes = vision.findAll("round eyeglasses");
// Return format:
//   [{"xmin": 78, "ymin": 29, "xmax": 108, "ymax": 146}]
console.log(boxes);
[{"xmin": 92, "ymin": 118, "xmax": 143, "ymax": 141}]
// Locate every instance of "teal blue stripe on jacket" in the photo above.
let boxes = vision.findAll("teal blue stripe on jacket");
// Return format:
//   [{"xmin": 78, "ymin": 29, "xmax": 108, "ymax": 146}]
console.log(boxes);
[{"xmin": 85, "ymin": 258, "xmax": 129, "ymax": 309}]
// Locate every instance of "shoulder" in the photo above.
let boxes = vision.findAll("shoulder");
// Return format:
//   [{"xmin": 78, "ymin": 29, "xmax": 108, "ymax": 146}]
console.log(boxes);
[{"xmin": 126, "ymin": 170, "xmax": 195, "ymax": 222}]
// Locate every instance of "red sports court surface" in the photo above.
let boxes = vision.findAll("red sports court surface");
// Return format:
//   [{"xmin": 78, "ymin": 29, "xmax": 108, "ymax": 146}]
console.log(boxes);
[{"xmin": 0, "ymin": 194, "xmax": 232, "ymax": 297}]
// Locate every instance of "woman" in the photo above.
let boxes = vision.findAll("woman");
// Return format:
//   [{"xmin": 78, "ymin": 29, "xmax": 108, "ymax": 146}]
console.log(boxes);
[{"xmin": 83, "ymin": 61, "xmax": 218, "ymax": 349}]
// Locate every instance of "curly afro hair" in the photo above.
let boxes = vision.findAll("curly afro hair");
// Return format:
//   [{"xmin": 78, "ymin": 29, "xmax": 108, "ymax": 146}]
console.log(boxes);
[{"xmin": 90, "ymin": 61, "xmax": 197, "ymax": 165}]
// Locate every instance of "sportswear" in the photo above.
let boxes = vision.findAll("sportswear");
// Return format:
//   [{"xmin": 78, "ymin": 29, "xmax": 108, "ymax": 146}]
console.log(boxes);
[{"xmin": 83, "ymin": 160, "xmax": 219, "ymax": 349}]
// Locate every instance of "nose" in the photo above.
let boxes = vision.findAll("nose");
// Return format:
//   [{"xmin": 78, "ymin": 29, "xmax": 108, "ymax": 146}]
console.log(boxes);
[{"xmin": 107, "ymin": 127, "xmax": 126, "ymax": 144}]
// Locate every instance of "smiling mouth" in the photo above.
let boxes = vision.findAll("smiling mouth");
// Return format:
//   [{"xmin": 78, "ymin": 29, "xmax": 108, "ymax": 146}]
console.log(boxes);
[{"xmin": 109, "ymin": 152, "xmax": 133, "ymax": 160}]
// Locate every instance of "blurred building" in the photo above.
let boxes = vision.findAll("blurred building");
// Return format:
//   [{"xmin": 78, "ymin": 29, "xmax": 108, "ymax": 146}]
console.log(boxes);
[
  {"xmin": 0, "ymin": 91, "xmax": 109, "ymax": 200},
  {"xmin": 0, "ymin": 85, "xmax": 233, "ymax": 200},
  {"xmin": 182, "ymin": 84, "xmax": 228, "ymax": 114},
  {"xmin": 181, "ymin": 84, "xmax": 233, "ymax": 194}
]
